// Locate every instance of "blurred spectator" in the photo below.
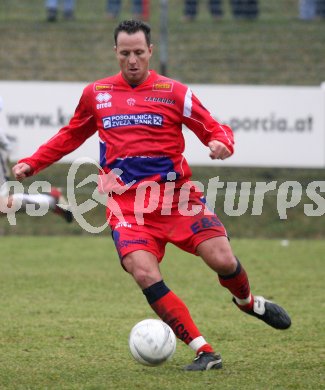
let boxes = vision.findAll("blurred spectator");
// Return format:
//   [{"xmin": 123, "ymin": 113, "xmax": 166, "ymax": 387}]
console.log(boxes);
[
  {"xmin": 183, "ymin": 1, "xmax": 258, "ymax": 21},
  {"xmin": 45, "ymin": 0, "xmax": 76, "ymax": 22},
  {"xmin": 299, "ymin": 0, "xmax": 316, "ymax": 20},
  {"xmin": 299, "ymin": 0, "xmax": 325, "ymax": 20},
  {"xmin": 183, "ymin": 1, "xmax": 223, "ymax": 21},
  {"xmin": 230, "ymin": 0, "xmax": 259, "ymax": 20},
  {"xmin": 106, "ymin": 0, "xmax": 148, "ymax": 20},
  {"xmin": 316, "ymin": 0, "xmax": 325, "ymax": 18}
]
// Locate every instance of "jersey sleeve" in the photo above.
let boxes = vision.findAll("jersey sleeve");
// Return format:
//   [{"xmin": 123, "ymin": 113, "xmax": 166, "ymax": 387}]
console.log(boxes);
[
  {"xmin": 182, "ymin": 88, "xmax": 234, "ymax": 155},
  {"xmin": 19, "ymin": 88, "xmax": 98, "ymax": 175}
]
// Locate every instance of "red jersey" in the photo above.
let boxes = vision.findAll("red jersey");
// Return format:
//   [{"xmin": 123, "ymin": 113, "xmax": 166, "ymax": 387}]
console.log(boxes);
[{"xmin": 20, "ymin": 70, "xmax": 234, "ymax": 190}]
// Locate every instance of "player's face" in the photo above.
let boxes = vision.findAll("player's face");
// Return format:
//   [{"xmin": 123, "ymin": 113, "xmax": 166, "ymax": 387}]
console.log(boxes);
[{"xmin": 115, "ymin": 31, "xmax": 153, "ymax": 86}]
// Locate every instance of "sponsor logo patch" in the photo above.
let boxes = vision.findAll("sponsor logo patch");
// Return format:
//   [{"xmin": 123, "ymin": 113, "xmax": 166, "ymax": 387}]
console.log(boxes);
[
  {"xmin": 190, "ymin": 216, "xmax": 223, "ymax": 234},
  {"xmin": 94, "ymin": 84, "xmax": 113, "ymax": 92},
  {"xmin": 96, "ymin": 92, "xmax": 112, "ymax": 109},
  {"xmin": 145, "ymin": 96, "xmax": 175, "ymax": 105},
  {"xmin": 153, "ymin": 81, "xmax": 173, "ymax": 92},
  {"xmin": 119, "ymin": 239, "xmax": 148, "ymax": 248},
  {"xmin": 96, "ymin": 92, "xmax": 112, "ymax": 103},
  {"xmin": 115, "ymin": 221, "xmax": 132, "ymax": 229},
  {"xmin": 102, "ymin": 113, "xmax": 163, "ymax": 129},
  {"xmin": 97, "ymin": 102, "xmax": 112, "ymax": 109}
]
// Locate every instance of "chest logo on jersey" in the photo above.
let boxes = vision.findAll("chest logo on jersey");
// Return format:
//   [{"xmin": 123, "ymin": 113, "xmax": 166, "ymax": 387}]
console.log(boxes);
[
  {"xmin": 94, "ymin": 84, "xmax": 113, "ymax": 92},
  {"xmin": 96, "ymin": 92, "xmax": 112, "ymax": 109},
  {"xmin": 144, "ymin": 96, "xmax": 175, "ymax": 105},
  {"xmin": 153, "ymin": 81, "xmax": 173, "ymax": 92},
  {"xmin": 127, "ymin": 98, "xmax": 136, "ymax": 106},
  {"xmin": 102, "ymin": 113, "xmax": 163, "ymax": 129}
]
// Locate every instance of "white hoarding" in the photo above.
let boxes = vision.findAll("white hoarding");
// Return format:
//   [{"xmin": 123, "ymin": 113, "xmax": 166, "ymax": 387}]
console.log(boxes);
[
  {"xmin": 185, "ymin": 84, "xmax": 325, "ymax": 167},
  {"xmin": 0, "ymin": 81, "xmax": 97, "ymax": 163},
  {"xmin": 0, "ymin": 81, "xmax": 324, "ymax": 167}
]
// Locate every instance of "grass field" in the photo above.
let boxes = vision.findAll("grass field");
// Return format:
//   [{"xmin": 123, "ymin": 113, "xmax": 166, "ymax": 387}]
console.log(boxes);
[{"xmin": 0, "ymin": 237, "xmax": 324, "ymax": 389}]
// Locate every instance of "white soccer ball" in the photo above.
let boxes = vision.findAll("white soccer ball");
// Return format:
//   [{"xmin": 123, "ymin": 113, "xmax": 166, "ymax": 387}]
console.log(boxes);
[{"xmin": 128, "ymin": 319, "xmax": 176, "ymax": 366}]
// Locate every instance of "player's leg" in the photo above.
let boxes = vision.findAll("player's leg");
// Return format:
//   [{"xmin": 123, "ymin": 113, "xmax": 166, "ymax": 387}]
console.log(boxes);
[
  {"xmin": 111, "ymin": 220, "xmax": 222, "ymax": 371},
  {"xmin": 47, "ymin": 187, "xmax": 73, "ymax": 222},
  {"xmin": 196, "ymin": 236, "xmax": 252, "ymax": 305},
  {"xmin": 171, "ymin": 187, "xmax": 291, "ymax": 333},
  {"xmin": 122, "ymin": 249, "xmax": 216, "ymax": 352},
  {"xmin": 122, "ymin": 250, "xmax": 161, "ymax": 288},
  {"xmin": 171, "ymin": 200, "xmax": 254, "ymax": 313},
  {"xmin": 196, "ymin": 236, "xmax": 291, "ymax": 330},
  {"xmin": 9, "ymin": 187, "xmax": 72, "ymax": 222}
]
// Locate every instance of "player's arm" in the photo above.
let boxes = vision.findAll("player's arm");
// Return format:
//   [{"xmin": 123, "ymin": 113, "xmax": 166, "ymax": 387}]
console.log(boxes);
[
  {"xmin": 13, "ymin": 90, "xmax": 97, "ymax": 177},
  {"xmin": 208, "ymin": 139, "xmax": 232, "ymax": 160},
  {"xmin": 12, "ymin": 162, "xmax": 32, "ymax": 181},
  {"xmin": 182, "ymin": 88, "xmax": 234, "ymax": 160}
]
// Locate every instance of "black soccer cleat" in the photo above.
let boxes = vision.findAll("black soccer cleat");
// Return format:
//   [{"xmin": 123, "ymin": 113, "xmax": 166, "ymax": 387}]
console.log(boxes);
[
  {"xmin": 234, "ymin": 295, "xmax": 291, "ymax": 330},
  {"xmin": 50, "ymin": 187, "xmax": 73, "ymax": 223},
  {"xmin": 184, "ymin": 352, "xmax": 222, "ymax": 371},
  {"xmin": 55, "ymin": 204, "xmax": 73, "ymax": 223}
]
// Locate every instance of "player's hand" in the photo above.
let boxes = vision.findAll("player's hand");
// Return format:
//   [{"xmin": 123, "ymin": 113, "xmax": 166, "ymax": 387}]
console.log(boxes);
[
  {"xmin": 208, "ymin": 140, "xmax": 232, "ymax": 160},
  {"xmin": 12, "ymin": 163, "xmax": 32, "ymax": 181}
]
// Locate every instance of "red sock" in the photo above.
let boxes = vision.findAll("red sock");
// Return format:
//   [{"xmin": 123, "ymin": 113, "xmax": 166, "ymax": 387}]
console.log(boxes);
[
  {"xmin": 144, "ymin": 281, "xmax": 214, "ymax": 354},
  {"xmin": 197, "ymin": 344, "xmax": 214, "ymax": 354},
  {"xmin": 218, "ymin": 258, "xmax": 254, "ymax": 311}
]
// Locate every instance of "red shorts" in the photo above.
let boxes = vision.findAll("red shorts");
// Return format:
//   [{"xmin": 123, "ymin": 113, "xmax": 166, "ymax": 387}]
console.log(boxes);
[{"xmin": 108, "ymin": 183, "xmax": 227, "ymax": 261}]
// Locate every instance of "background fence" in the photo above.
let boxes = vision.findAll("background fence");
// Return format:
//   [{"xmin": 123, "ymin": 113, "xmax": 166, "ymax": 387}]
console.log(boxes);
[{"xmin": 0, "ymin": 0, "xmax": 324, "ymax": 85}]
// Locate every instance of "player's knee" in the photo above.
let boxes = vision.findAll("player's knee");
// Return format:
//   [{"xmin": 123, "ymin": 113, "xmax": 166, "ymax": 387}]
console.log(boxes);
[
  {"xmin": 134, "ymin": 269, "xmax": 150, "ymax": 286},
  {"xmin": 206, "ymin": 244, "xmax": 237, "ymax": 274},
  {"xmin": 123, "ymin": 259, "xmax": 158, "ymax": 288},
  {"xmin": 214, "ymin": 252, "xmax": 237, "ymax": 274},
  {"xmin": 131, "ymin": 268, "xmax": 160, "ymax": 289}
]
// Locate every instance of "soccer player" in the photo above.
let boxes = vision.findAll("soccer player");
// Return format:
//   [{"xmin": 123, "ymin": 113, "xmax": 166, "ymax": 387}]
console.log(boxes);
[
  {"xmin": 0, "ymin": 97, "xmax": 73, "ymax": 222},
  {"xmin": 12, "ymin": 20, "xmax": 291, "ymax": 371}
]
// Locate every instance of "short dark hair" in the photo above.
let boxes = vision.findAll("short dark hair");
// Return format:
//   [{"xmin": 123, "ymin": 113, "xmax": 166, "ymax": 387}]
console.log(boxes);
[{"xmin": 114, "ymin": 20, "xmax": 151, "ymax": 46}]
